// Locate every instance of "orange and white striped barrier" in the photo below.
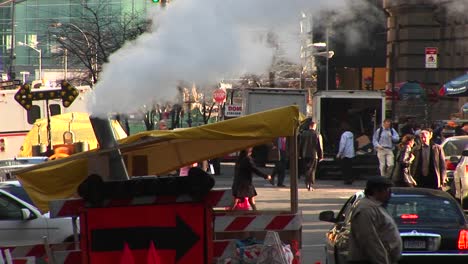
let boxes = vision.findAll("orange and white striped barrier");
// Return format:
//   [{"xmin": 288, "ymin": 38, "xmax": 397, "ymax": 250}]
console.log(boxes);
[
  {"xmin": 50, "ymin": 189, "xmax": 234, "ymax": 218},
  {"xmin": 53, "ymin": 250, "xmax": 82, "ymax": 264},
  {"xmin": 214, "ymin": 213, "xmax": 302, "ymax": 232},
  {"xmin": 213, "ymin": 240, "xmax": 237, "ymax": 260}
]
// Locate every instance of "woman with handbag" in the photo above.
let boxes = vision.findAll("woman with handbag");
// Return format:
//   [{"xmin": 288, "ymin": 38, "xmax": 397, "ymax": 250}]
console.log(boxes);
[
  {"xmin": 392, "ymin": 134, "xmax": 417, "ymax": 187},
  {"xmin": 231, "ymin": 148, "xmax": 272, "ymax": 210}
]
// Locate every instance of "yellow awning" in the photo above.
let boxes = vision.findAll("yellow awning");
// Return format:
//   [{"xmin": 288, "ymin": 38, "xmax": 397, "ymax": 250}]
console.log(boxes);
[{"xmin": 16, "ymin": 106, "xmax": 303, "ymax": 212}]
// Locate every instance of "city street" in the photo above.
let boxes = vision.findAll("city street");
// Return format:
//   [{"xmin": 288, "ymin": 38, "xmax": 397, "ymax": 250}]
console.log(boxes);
[{"xmin": 214, "ymin": 162, "xmax": 367, "ymax": 263}]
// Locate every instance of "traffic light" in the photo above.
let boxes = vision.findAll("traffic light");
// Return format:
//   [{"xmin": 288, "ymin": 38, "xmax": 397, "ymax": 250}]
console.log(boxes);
[{"xmin": 151, "ymin": 0, "xmax": 167, "ymax": 6}]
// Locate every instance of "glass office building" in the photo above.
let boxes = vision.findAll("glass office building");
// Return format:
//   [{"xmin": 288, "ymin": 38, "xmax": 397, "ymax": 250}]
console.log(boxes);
[{"xmin": 0, "ymin": 0, "xmax": 151, "ymax": 82}]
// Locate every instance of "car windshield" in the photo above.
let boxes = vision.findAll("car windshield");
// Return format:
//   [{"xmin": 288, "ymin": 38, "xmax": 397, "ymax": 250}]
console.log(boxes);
[
  {"xmin": 443, "ymin": 138, "xmax": 468, "ymax": 157},
  {"xmin": 0, "ymin": 185, "xmax": 34, "ymax": 205},
  {"xmin": 385, "ymin": 194, "xmax": 465, "ymax": 227}
]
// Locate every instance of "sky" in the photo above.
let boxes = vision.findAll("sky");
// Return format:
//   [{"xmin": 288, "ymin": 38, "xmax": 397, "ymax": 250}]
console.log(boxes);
[{"xmin": 89, "ymin": 0, "xmax": 384, "ymax": 116}]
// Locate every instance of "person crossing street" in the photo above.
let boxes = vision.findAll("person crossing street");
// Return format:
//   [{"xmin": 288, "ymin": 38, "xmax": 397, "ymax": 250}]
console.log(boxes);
[
  {"xmin": 373, "ymin": 119, "xmax": 400, "ymax": 177},
  {"xmin": 299, "ymin": 120, "xmax": 323, "ymax": 191}
]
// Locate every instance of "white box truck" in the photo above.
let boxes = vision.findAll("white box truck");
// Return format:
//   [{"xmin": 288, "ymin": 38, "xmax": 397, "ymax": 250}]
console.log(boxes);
[
  {"xmin": 242, "ymin": 88, "xmax": 308, "ymax": 115},
  {"xmin": 311, "ymin": 90, "xmax": 386, "ymax": 178},
  {"xmin": 240, "ymin": 87, "xmax": 308, "ymax": 165}
]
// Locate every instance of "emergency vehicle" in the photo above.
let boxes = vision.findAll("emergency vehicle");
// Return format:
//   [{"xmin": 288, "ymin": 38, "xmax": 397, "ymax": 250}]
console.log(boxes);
[{"xmin": 0, "ymin": 86, "xmax": 91, "ymax": 160}]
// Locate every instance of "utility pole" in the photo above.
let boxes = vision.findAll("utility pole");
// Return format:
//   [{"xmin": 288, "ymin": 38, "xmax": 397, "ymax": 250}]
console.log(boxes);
[{"xmin": 8, "ymin": 0, "xmax": 16, "ymax": 80}]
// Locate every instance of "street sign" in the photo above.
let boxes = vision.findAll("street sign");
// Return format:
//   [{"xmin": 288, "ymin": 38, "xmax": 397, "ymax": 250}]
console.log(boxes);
[
  {"xmin": 84, "ymin": 203, "xmax": 211, "ymax": 264},
  {"xmin": 213, "ymin": 88, "xmax": 226, "ymax": 103},
  {"xmin": 425, "ymin": 47, "xmax": 438, "ymax": 68},
  {"xmin": 225, "ymin": 104, "xmax": 242, "ymax": 117},
  {"xmin": 14, "ymin": 80, "xmax": 79, "ymax": 110}
]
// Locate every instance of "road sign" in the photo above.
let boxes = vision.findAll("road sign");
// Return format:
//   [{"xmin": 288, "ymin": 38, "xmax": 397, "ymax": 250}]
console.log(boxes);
[
  {"xmin": 225, "ymin": 104, "xmax": 242, "ymax": 117},
  {"xmin": 83, "ymin": 203, "xmax": 211, "ymax": 264},
  {"xmin": 213, "ymin": 88, "xmax": 226, "ymax": 103},
  {"xmin": 425, "ymin": 47, "xmax": 438, "ymax": 68},
  {"xmin": 14, "ymin": 80, "xmax": 79, "ymax": 110}
]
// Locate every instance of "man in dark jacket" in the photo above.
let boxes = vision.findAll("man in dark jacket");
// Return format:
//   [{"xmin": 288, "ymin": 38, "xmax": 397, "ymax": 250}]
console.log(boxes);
[
  {"xmin": 410, "ymin": 129, "xmax": 447, "ymax": 189},
  {"xmin": 299, "ymin": 120, "xmax": 323, "ymax": 191}
]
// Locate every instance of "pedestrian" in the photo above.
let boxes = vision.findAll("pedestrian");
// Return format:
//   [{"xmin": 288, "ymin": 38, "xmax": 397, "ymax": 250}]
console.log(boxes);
[
  {"xmin": 456, "ymin": 122, "xmax": 468, "ymax": 136},
  {"xmin": 159, "ymin": 120, "xmax": 168, "ymax": 130},
  {"xmin": 299, "ymin": 120, "xmax": 323, "ymax": 191},
  {"xmin": 373, "ymin": 119, "xmax": 400, "ymax": 177},
  {"xmin": 400, "ymin": 117, "xmax": 415, "ymax": 136},
  {"xmin": 231, "ymin": 148, "xmax": 272, "ymax": 210},
  {"xmin": 271, "ymin": 137, "xmax": 287, "ymax": 187},
  {"xmin": 336, "ymin": 123, "xmax": 355, "ymax": 185},
  {"xmin": 391, "ymin": 134, "xmax": 417, "ymax": 187},
  {"xmin": 410, "ymin": 129, "xmax": 447, "ymax": 189},
  {"xmin": 348, "ymin": 177, "xmax": 402, "ymax": 264}
]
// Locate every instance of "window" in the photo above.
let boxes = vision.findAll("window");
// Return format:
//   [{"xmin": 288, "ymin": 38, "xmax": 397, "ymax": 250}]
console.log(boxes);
[
  {"xmin": 386, "ymin": 195, "xmax": 464, "ymax": 226},
  {"xmin": 27, "ymin": 105, "xmax": 41, "ymax": 124},
  {"xmin": 49, "ymin": 104, "xmax": 61, "ymax": 116},
  {"xmin": 0, "ymin": 193, "xmax": 23, "ymax": 220},
  {"xmin": 336, "ymin": 194, "xmax": 357, "ymax": 223},
  {"xmin": 443, "ymin": 139, "xmax": 467, "ymax": 157}
]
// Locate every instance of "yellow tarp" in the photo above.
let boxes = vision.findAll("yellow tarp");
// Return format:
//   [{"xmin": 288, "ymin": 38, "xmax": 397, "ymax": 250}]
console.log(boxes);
[
  {"xmin": 16, "ymin": 106, "xmax": 303, "ymax": 212},
  {"xmin": 19, "ymin": 112, "xmax": 128, "ymax": 157}
]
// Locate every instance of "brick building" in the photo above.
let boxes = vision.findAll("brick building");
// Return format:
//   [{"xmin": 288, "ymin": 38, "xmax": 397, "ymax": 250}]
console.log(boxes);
[{"xmin": 384, "ymin": 0, "xmax": 468, "ymax": 121}]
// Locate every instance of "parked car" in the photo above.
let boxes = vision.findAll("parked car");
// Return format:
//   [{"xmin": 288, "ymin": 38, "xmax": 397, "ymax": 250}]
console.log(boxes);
[
  {"xmin": 0, "ymin": 157, "xmax": 48, "ymax": 181},
  {"xmin": 0, "ymin": 186, "xmax": 75, "ymax": 246},
  {"xmin": 454, "ymin": 149, "xmax": 468, "ymax": 209},
  {"xmin": 0, "ymin": 180, "xmax": 33, "ymax": 204},
  {"xmin": 319, "ymin": 187, "xmax": 468, "ymax": 264},
  {"xmin": 441, "ymin": 136, "xmax": 468, "ymax": 195}
]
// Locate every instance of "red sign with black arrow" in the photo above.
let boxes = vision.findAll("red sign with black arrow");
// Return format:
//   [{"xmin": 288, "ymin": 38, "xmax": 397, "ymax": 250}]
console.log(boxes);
[
  {"xmin": 81, "ymin": 203, "xmax": 212, "ymax": 264},
  {"xmin": 91, "ymin": 215, "xmax": 200, "ymax": 261}
]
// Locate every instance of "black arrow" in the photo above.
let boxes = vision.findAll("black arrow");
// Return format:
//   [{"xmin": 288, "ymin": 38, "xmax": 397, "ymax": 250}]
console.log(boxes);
[
  {"xmin": 14, "ymin": 81, "xmax": 79, "ymax": 110},
  {"xmin": 91, "ymin": 215, "xmax": 200, "ymax": 262}
]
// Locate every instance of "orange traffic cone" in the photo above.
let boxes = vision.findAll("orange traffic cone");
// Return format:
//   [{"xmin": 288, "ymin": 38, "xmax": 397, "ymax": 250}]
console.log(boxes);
[
  {"xmin": 147, "ymin": 241, "xmax": 162, "ymax": 264},
  {"xmin": 120, "ymin": 243, "xmax": 135, "ymax": 264}
]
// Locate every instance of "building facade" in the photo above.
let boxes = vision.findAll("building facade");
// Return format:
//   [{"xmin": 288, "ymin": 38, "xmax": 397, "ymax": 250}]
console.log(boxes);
[
  {"xmin": 0, "ymin": 0, "xmax": 151, "ymax": 83},
  {"xmin": 384, "ymin": 0, "xmax": 468, "ymax": 120}
]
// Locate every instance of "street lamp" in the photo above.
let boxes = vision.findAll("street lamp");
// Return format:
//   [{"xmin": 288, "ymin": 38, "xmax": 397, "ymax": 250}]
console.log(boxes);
[
  {"xmin": 50, "ymin": 22, "xmax": 98, "ymax": 82},
  {"xmin": 50, "ymin": 22, "xmax": 90, "ymax": 48},
  {"xmin": 17, "ymin": 41, "xmax": 42, "ymax": 81}
]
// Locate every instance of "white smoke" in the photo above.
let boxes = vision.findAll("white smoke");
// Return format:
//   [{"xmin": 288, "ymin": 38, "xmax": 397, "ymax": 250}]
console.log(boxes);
[{"xmin": 89, "ymin": 0, "xmax": 381, "ymax": 116}]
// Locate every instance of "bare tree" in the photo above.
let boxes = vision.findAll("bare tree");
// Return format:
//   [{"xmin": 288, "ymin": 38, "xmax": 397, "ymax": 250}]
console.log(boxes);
[
  {"xmin": 201, "ymin": 100, "xmax": 216, "ymax": 124},
  {"xmin": 49, "ymin": 1, "xmax": 150, "ymax": 87}
]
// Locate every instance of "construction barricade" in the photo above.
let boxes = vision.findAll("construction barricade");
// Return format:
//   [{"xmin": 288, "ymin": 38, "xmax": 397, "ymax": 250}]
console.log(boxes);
[{"xmin": 48, "ymin": 188, "xmax": 301, "ymax": 264}]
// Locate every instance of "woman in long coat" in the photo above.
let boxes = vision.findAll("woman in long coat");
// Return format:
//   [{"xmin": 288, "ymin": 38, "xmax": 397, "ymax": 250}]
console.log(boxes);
[
  {"xmin": 392, "ymin": 134, "xmax": 417, "ymax": 187},
  {"xmin": 231, "ymin": 148, "xmax": 271, "ymax": 210}
]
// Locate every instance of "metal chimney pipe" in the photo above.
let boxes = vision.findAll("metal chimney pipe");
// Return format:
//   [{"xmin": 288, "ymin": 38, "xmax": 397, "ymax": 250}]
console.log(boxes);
[{"xmin": 89, "ymin": 116, "xmax": 129, "ymax": 181}]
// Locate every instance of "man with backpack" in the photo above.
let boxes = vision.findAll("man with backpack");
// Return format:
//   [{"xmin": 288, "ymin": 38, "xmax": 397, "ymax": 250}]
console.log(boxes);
[{"xmin": 373, "ymin": 119, "xmax": 400, "ymax": 177}]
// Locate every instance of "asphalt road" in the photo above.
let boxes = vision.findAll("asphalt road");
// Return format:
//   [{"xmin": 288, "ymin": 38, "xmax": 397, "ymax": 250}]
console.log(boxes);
[{"xmin": 214, "ymin": 162, "xmax": 369, "ymax": 264}]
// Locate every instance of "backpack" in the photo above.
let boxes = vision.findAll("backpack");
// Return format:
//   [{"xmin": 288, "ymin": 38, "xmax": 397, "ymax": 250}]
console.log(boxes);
[{"xmin": 377, "ymin": 127, "xmax": 396, "ymax": 143}]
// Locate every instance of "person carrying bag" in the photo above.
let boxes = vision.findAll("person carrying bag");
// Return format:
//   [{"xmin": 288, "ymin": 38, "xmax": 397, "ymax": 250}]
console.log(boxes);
[{"xmin": 391, "ymin": 134, "xmax": 417, "ymax": 187}]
